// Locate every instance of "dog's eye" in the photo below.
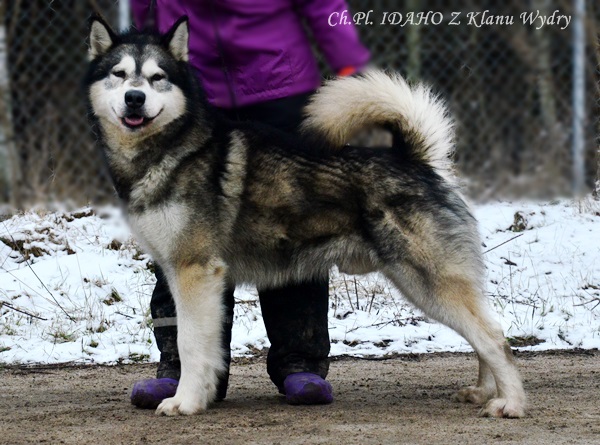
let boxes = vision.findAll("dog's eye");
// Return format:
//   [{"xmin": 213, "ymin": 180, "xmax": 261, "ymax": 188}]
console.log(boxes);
[
  {"xmin": 112, "ymin": 70, "xmax": 126, "ymax": 79},
  {"xmin": 151, "ymin": 73, "xmax": 166, "ymax": 82}
]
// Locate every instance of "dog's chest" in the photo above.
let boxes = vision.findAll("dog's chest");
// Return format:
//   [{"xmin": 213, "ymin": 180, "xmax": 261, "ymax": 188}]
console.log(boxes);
[{"xmin": 129, "ymin": 203, "xmax": 189, "ymax": 262}]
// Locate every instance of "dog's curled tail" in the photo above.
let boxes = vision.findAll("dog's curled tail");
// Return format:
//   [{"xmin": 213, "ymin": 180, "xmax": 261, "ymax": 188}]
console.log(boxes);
[{"xmin": 302, "ymin": 70, "xmax": 455, "ymax": 180}]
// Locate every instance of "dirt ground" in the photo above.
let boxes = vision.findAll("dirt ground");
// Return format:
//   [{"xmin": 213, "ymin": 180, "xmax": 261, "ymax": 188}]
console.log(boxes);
[{"xmin": 0, "ymin": 350, "xmax": 599, "ymax": 445}]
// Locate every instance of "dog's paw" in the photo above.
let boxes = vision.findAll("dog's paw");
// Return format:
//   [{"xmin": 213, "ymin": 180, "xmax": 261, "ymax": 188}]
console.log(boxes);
[
  {"xmin": 479, "ymin": 398, "xmax": 525, "ymax": 418},
  {"xmin": 454, "ymin": 385, "xmax": 495, "ymax": 405},
  {"xmin": 155, "ymin": 396, "xmax": 206, "ymax": 416}
]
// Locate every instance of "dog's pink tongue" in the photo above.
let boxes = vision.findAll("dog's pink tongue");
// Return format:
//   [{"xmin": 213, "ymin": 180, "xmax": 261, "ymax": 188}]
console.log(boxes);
[{"xmin": 125, "ymin": 116, "xmax": 144, "ymax": 126}]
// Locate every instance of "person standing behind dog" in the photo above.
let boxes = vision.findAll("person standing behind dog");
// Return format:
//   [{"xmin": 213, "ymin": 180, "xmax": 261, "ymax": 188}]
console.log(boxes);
[{"xmin": 129, "ymin": 0, "xmax": 370, "ymax": 409}]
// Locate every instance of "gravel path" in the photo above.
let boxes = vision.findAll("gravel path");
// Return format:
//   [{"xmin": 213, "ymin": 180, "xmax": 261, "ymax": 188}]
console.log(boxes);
[{"xmin": 1, "ymin": 350, "xmax": 599, "ymax": 444}]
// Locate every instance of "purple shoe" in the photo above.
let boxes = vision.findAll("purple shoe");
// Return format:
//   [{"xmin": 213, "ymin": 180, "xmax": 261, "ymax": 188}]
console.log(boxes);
[
  {"xmin": 283, "ymin": 372, "xmax": 333, "ymax": 405},
  {"xmin": 130, "ymin": 378, "xmax": 178, "ymax": 409}
]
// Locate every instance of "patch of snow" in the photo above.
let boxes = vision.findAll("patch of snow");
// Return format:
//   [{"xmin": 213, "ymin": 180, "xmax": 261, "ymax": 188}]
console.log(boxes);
[{"xmin": 0, "ymin": 198, "xmax": 598, "ymax": 365}]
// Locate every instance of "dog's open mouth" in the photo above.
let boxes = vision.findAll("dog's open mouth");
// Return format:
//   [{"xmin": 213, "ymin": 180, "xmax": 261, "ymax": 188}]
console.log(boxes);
[{"xmin": 122, "ymin": 114, "xmax": 156, "ymax": 129}]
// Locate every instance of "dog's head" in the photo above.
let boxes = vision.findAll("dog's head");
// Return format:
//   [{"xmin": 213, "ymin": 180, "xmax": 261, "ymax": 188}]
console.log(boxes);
[{"xmin": 86, "ymin": 16, "xmax": 190, "ymax": 142}]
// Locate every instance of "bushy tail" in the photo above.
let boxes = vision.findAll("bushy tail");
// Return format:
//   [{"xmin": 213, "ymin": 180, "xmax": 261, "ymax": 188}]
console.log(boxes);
[{"xmin": 302, "ymin": 70, "xmax": 455, "ymax": 180}]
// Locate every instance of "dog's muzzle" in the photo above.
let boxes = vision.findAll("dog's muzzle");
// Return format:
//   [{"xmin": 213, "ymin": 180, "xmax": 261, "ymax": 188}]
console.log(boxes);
[{"xmin": 123, "ymin": 90, "xmax": 148, "ymax": 128}]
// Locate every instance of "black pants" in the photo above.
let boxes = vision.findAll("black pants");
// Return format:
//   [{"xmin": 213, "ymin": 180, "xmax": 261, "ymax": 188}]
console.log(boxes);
[{"xmin": 151, "ymin": 92, "xmax": 330, "ymax": 397}]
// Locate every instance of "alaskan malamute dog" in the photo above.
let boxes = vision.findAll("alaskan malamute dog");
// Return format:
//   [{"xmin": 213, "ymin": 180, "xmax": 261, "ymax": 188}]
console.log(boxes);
[{"xmin": 86, "ymin": 16, "xmax": 525, "ymax": 418}]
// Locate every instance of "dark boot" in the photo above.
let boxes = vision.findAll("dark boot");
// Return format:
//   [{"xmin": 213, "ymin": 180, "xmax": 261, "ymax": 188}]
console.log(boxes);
[{"xmin": 259, "ymin": 277, "xmax": 332, "ymax": 403}]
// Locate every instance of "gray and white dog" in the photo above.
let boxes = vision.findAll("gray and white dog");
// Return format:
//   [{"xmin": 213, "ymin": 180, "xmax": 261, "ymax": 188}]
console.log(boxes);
[{"xmin": 86, "ymin": 16, "xmax": 525, "ymax": 417}]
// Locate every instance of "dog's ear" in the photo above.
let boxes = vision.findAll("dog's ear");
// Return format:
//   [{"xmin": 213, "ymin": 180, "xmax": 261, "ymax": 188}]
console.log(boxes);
[
  {"xmin": 88, "ymin": 14, "xmax": 116, "ymax": 60},
  {"xmin": 163, "ymin": 16, "xmax": 189, "ymax": 62}
]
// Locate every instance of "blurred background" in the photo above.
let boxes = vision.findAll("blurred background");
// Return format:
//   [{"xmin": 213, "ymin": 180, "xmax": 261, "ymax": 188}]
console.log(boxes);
[{"xmin": 0, "ymin": 0, "xmax": 598, "ymax": 208}]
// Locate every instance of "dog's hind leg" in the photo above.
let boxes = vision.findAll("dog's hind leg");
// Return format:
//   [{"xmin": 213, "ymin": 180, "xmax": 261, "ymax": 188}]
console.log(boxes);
[
  {"xmin": 454, "ymin": 354, "xmax": 497, "ymax": 405},
  {"xmin": 156, "ymin": 260, "xmax": 228, "ymax": 416},
  {"xmin": 384, "ymin": 268, "xmax": 525, "ymax": 418}
]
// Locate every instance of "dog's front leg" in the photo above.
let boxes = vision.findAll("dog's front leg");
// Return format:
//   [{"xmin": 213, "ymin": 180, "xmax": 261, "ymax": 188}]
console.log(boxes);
[{"xmin": 156, "ymin": 260, "xmax": 227, "ymax": 416}]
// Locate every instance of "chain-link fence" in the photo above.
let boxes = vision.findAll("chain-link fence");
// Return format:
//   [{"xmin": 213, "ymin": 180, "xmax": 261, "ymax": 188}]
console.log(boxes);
[
  {"xmin": 1, "ymin": 0, "xmax": 120, "ymax": 207},
  {"xmin": 1, "ymin": 0, "xmax": 599, "ymax": 207}
]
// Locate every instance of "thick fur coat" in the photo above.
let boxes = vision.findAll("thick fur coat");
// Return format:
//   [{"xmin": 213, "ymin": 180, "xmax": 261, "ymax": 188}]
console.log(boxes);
[{"xmin": 86, "ymin": 17, "xmax": 525, "ymax": 418}]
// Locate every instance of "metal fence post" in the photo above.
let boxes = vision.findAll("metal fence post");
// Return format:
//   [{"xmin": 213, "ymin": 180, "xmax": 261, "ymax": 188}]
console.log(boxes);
[
  {"xmin": 0, "ymin": 6, "xmax": 19, "ymax": 208},
  {"xmin": 572, "ymin": 0, "xmax": 586, "ymax": 196},
  {"xmin": 119, "ymin": 0, "xmax": 131, "ymax": 32}
]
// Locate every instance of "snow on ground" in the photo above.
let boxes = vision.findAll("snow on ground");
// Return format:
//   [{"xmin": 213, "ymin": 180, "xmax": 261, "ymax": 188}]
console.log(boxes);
[{"xmin": 0, "ymin": 199, "xmax": 599, "ymax": 365}]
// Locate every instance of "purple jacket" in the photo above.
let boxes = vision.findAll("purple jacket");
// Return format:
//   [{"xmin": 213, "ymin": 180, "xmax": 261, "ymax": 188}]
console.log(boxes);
[{"xmin": 131, "ymin": 0, "xmax": 370, "ymax": 108}]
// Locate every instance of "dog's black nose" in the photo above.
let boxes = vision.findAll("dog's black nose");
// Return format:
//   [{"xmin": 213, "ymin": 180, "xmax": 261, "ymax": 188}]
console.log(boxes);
[{"xmin": 125, "ymin": 90, "xmax": 146, "ymax": 109}]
